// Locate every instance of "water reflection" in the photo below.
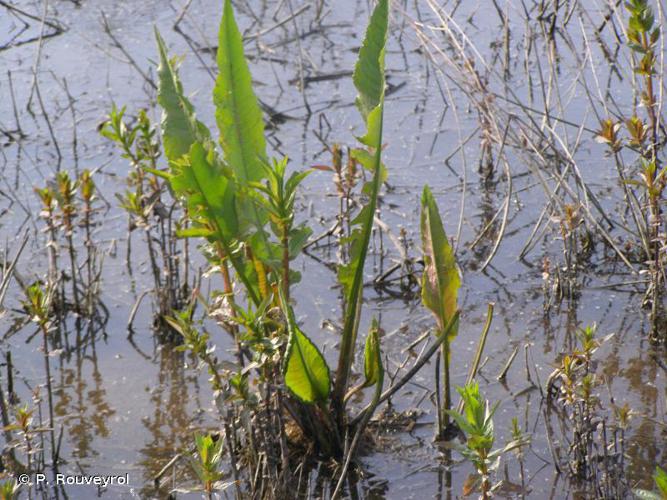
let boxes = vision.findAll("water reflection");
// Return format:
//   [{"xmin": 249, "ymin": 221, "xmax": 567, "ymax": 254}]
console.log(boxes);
[{"xmin": 138, "ymin": 344, "xmax": 207, "ymax": 494}]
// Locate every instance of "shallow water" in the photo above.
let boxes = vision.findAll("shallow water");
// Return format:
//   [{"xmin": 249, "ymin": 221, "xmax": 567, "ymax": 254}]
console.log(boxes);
[{"xmin": 0, "ymin": 0, "xmax": 665, "ymax": 498}]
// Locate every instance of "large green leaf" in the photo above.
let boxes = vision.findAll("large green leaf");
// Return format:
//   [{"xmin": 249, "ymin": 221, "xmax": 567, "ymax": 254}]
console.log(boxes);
[
  {"xmin": 171, "ymin": 143, "xmax": 238, "ymax": 238},
  {"xmin": 155, "ymin": 29, "xmax": 211, "ymax": 163},
  {"xmin": 169, "ymin": 143, "xmax": 260, "ymax": 305},
  {"xmin": 353, "ymin": 0, "xmax": 389, "ymax": 121},
  {"xmin": 281, "ymin": 292, "xmax": 331, "ymax": 404},
  {"xmin": 420, "ymin": 185, "xmax": 460, "ymax": 338},
  {"xmin": 214, "ymin": 0, "xmax": 267, "ymax": 184},
  {"xmin": 332, "ymin": 0, "xmax": 389, "ymax": 407}
]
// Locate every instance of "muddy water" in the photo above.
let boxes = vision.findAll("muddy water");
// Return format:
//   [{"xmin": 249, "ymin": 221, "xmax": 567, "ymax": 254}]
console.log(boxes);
[{"xmin": 0, "ymin": 0, "xmax": 665, "ymax": 498}]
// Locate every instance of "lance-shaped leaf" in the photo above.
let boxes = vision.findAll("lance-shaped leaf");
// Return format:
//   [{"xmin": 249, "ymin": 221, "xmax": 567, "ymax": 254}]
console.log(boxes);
[
  {"xmin": 353, "ymin": 0, "xmax": 389, "ymax": 122},
  {"xmin": 420, "ymin": 185, "xmax": 460, "ymax": 338},
  {"xmin": 171, "ymin": 143, "xmax": 238, "ymax": 237},
  {"xmin": 155, "ymin": 29, "xmax": 211, "ymax": 164},
  {"xmin": 332, "ymin": 0, "xmax": 389, "ymax": 407},
  {"xmin": 214, "ymin": 0, "xmax": 267, "ymax": 184},
  {"xmin": 213, "ymin": 0, "xmax": 273, "ymax": 272},
  {"xmin": 281, "ymin": 291, "xmax": 331, "ymax": 404}
]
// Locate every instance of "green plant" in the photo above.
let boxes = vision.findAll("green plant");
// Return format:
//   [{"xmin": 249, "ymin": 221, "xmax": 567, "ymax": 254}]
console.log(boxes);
[
  {"xmin": 420, "ymin": 185, "xmax": 460, "ymax": 438},
  {"xmin": 149, "ymin": 0, "xmax": 389, "ymax": 453},
  {"xmin": 596, "ymin": 0, "xmax": 666, "ymax": 339},
  {"xmin": 21, "ymin": 282, "xmax": 57, "ymax": 471},
  {"xmin": 0, "ymin": 479, "xmax": 19, "ymax": 500},
  {"xmin": 634, "ymin": 466, "xmax": 667, "ymax": 500},
  {"xmin": 189, "ymin": 433, "xmax": 224, "ymax": 499},
  {"xmin": 446, "ymin": 382, "xmax": 528, "ymax": 499},
  {"xmin": 110, "ymin": 0, "xmax": 478, "ymax": 494},
  {"xmin": 101, "ymin": 105, "xmax": 189, "ymax": 333}
]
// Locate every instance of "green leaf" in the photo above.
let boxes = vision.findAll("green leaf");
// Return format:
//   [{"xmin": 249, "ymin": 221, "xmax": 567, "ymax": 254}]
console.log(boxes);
[
  {"xmin": 172, "ymin": 143, "xmax": 238, "ymax": 237},
  {"xmin": 363, "ymin": 318, "xmax": 383, "ymax": 387},
  {"xmin": 420, "ymin": 185, "xmax": 460, "ymax": 338},
  {"xmin": 155, "ymin": 29, "xmax": 211, "ymax": 163},
  {"xmin": 332, "ymin": 0, "xmax": 389, "ymax": 406},
  {"xmin": 281, "ymin": 293, "xmax": 331, "ymax": 404},
  {"xmin": 169, "ymin": 143, "xmax": 260, "ymax": 306},
  {"xmin": 214, "ymin": 0, "xmax": 267, "ymax": 184},
  {"xmin": 655, "ymin": 466, "xmax": 667, "ymax": 496},
  {"xmin": 353, "ymin": 0, "xmax": 389, "ymax": 121},
  {"xmin": 176, "ymin": 227, "xmax": 215, "ymax": 238}
]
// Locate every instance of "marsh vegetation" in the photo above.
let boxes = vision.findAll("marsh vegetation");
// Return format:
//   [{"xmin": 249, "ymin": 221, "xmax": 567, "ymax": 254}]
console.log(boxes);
[{"xmin": 0, "ymin": 0, "xmax": 665, "ymax": 498}]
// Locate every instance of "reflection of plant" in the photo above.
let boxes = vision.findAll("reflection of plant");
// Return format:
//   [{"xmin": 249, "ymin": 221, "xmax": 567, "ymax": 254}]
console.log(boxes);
[
  {"xmin": 634, "ymin": 466, "xmax": 667, "ymax": 500},
  {"xmin": 189, "ymin": 433, "xmax": 224, "ymax": 499},
  {"xmin": 445, "ymin": 382, "xmax": 528, "ymax": 499}
]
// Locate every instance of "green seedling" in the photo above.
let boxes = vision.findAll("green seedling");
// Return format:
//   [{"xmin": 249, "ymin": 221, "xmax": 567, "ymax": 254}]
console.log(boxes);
[
  {"xmin": 189, "ymin": 433, "xmax": 224, "ymax": 499},
  {"xmin": 634, "ymin": 466, "xmax": 667, "ymax": 500},
  {"xmin": 0, "ymin": 479, "xmax": 19, "ymax": 500},
  {"xmin": 446, "ymin": 382, "xmax": 528, "ymax": 499}
]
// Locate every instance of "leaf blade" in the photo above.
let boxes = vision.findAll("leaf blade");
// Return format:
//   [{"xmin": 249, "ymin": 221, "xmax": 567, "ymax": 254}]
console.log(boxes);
[
  {"xmin": 282, "ymin": 297, "xmax": 331, "ymax": 404},
  {"xmin": 420, "ymin": 185, "xmax": 460, "ymax": 339},
  {"xmin": 214, "ymin": 0, "xmax": 267, "ymax": 184},
  {"xmin": 155, "ymin": 29, "xmax": 210, "ymax": 163}
]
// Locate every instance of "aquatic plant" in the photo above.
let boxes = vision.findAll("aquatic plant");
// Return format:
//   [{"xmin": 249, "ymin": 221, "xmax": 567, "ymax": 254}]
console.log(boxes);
[
  {"xmin": 420, "ymin": 185, "xmax": 460, "ymax": 438},
  {"xmin": 34, "ymin": 169, "xmax": 107, "ymax": 325},
  {"xmin": 189, "ymin": 433, "xmax": 224, "ymax": 499},
  {"xmin": 595, "ymin": 0, "xmax": 666, "ymax": 340},
  {"xmin": 634, "ymin": 466, "xmax": 667, "ymax": 500},
  {"xmin": 101, "ymin": 106, "xmax": 189, "ymax": 334},
  {"xmin": 445, "ymin": 382, "xmax": 528, "ymax": 499},
  {"xmin": 0, "ymin": 479, "xmax": 19, "ymax": 500}
]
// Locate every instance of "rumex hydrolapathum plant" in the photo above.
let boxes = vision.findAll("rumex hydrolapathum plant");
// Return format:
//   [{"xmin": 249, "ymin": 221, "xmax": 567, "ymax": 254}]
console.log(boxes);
[
  {"xmin": 420, "ymin": 185, "xmax": 461, "ymax": 439},
  {"xmin": 331, "ymin": 0, "xmax": 389, "ymax": 422},
  {"xmin": 117, "ymin": 0, "xmax": 398, "ymax": 491}
]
